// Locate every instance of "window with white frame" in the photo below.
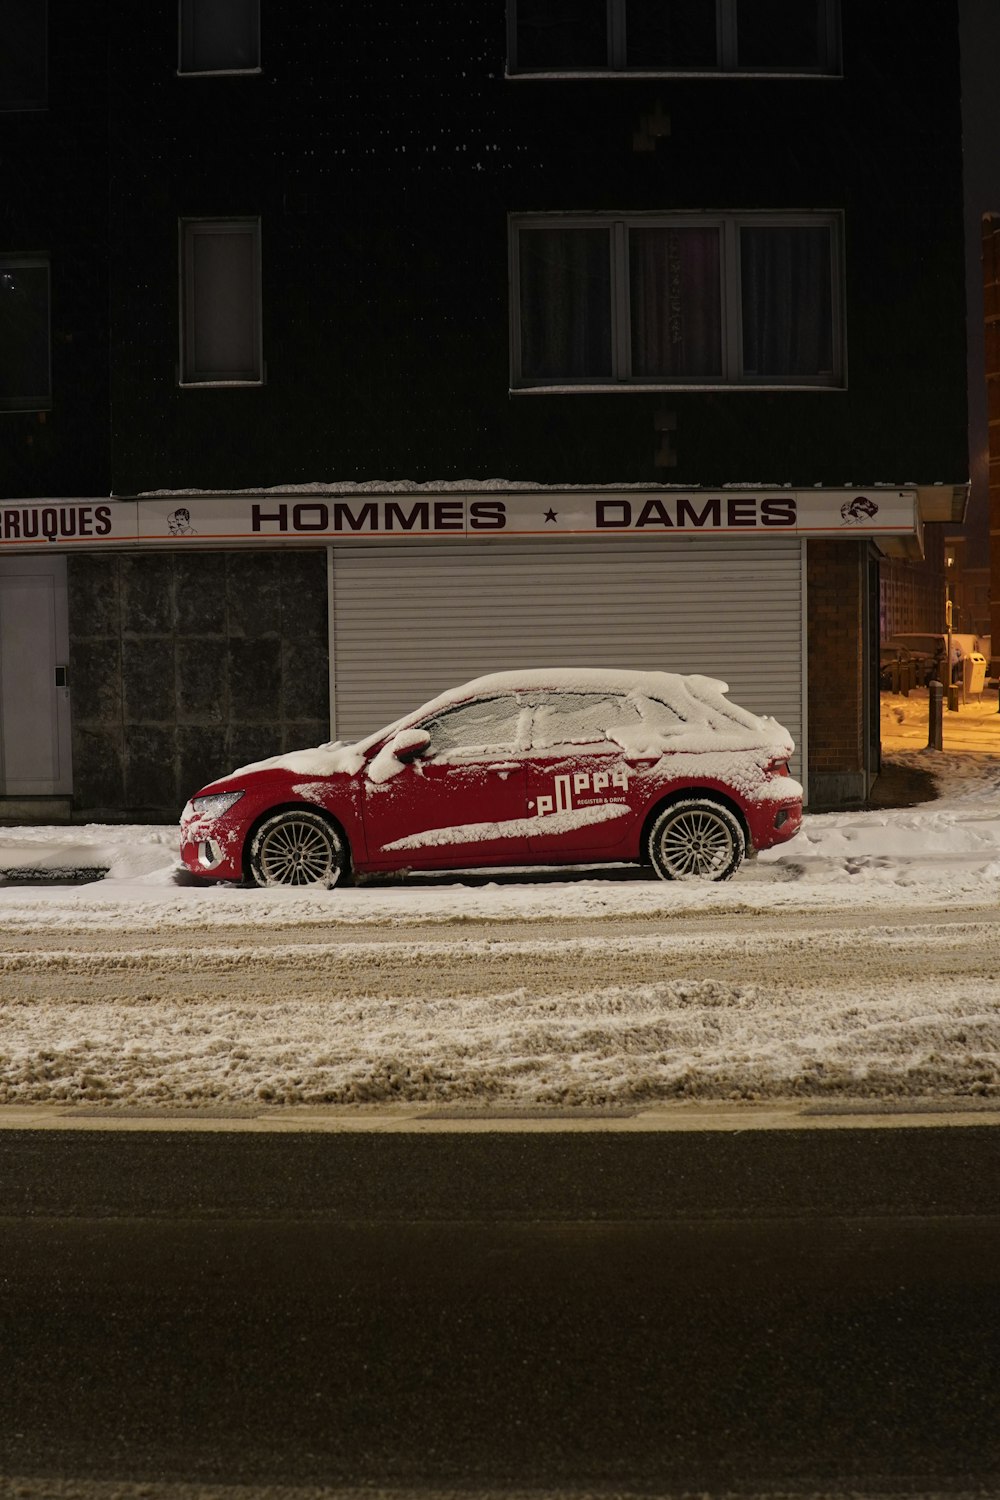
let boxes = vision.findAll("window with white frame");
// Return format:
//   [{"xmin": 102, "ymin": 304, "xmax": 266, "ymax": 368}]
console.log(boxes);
[
  {"xmin": 179, "ymin": 0, "xmax": 260, "ymax": 74},
  {"xmin": 179, "ymin": 218, "xmax": 262, "ymax": 385},
  {"xmin": 510, "ymin": 213, "xmax": 843, "ymax": 390},
  {"xmin": 0, "ymin": 254, "xmax": 51, "ymax": 410},
  {"xmin": 507, "ymin": 0, "xmax": 840, "ymax": 75},
  {"xmin": 0, "ymin": 0, "xmax": 47, "ymax": 109}
]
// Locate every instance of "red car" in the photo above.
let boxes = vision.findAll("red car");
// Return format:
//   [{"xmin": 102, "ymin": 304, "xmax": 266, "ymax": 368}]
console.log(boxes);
[{"xmin": 179, "ymin": 669, "xmax": 803, "ymax": 887}]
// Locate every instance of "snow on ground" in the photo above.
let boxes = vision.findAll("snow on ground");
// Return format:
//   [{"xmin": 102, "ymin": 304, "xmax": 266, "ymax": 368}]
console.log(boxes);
[{"xmin": 1, "ymin": 712, "xmax": 1000, "ymax": 1109}]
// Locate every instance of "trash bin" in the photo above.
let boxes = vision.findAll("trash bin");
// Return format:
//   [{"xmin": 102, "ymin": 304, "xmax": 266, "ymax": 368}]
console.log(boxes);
[{"xmin": 964, "ymin": 652, "xmax": 987, "ymax": 698}]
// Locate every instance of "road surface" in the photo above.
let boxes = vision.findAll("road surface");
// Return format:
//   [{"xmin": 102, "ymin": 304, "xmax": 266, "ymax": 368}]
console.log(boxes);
[{"xmin": 2, "ymin": 1124, "xmax": 999, "ymax": 1498}]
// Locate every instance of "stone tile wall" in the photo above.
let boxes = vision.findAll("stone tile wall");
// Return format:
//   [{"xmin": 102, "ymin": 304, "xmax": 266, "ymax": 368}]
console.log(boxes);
[
  {"xmin": 806, "ymin": 539, "xmax": 868, "ymax": 807},
  {"xmin": 67, "ymin": 550, "xmax": 329, "ymax": 817}
]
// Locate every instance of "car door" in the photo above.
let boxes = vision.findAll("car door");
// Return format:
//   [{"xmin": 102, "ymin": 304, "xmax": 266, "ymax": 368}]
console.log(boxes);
[
  {"xmin": 524, "ymin": 691, "xmax": 651, "ymax": 861},
  {"xmin": 361, "ymin": 693, "xmax": 530, "ymax": 869}
]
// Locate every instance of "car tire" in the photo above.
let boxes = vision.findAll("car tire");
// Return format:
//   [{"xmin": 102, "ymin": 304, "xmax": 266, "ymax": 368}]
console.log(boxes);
[
  {"xmin": 646, "ymin": 799, "xmax": 746, "ymax": 882},
  {"xmin": 248, "ymin": 809, "xmax": 349, "ymax": 889}
]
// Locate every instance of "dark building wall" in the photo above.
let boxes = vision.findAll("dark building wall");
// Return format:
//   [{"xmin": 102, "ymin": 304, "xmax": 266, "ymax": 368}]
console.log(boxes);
[
  {"xmin": 807, "ymin": 539, "xmax": 866, "ymax": 805},
  {"xmin": 104, "ymin": 0, "xmax": 967, "ymax": 498},
  {"xmin": 879, "ymin": 527, "xmax": 948, "ymax": 639},
  {"xmin": 68, "ymin": 549, "xmax": 328, "ymax": 817},
  {"xmin": 0, "ymin": 0, "xmax": 110, "ymax": 500}
]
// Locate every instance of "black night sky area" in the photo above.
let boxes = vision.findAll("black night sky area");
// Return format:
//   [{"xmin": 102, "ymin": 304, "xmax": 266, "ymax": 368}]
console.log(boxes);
[{"xmin": 961, "ymin": 0, "xmax": 1000, "ymax": 549}]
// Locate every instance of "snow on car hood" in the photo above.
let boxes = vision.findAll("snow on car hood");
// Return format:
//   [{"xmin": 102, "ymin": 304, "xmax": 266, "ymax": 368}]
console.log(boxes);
[
  {"xmin": 222, "ymin": 743, "xmax": 368, "ymax": 782},
  {"xmin": 204, "ymin": 669, "xmax": 794, "ymax": 790}
]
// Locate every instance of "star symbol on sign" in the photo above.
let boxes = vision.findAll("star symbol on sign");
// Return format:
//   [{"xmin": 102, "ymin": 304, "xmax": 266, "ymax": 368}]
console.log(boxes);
[{"xmin": 543, "ymin": 508, "xmax": 558, "ymax": 523}]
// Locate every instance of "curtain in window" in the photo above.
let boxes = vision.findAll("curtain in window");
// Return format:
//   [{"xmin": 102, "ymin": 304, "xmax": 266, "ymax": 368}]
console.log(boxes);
[
  {"xmin": 519, "ymin": 228, "xmax": 612, "ymax": 380},
  {"xmin": 0, "ymin": 263, "xmax": 49, "ymax": 406},
  {"xmin": 740, "ymin": 226, "xmax": 832, "ymax": 377},
  {"xmin": 0, "ymin": 0, "xmax": 47, "ymax": 108},
  {"xmin": 736, "ymin": 0, "xmax": 822, "ymax": 69},
  {"xmin": 515, "ymin": 0, "xmax": 607, "ymax": 69},
  {"xmin": 629, "ymin": 228, "xmax": 722, "ymax": 378},
  {"xmin": 184, "ymin": 226, "xmax": 260, "ymax": 382},
  {"xmin": 180, "ymin": 0, "xmax": 260, "ymax": 72},
  {"xmin": 626, "ymin": 0, "xmax": 717, "ymax": 68}
]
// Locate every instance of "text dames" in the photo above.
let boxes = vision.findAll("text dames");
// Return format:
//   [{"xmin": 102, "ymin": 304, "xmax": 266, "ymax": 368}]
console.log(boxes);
[{"xmin": 594, "ymin": 498, "xmax": 797, "ymax": 529}]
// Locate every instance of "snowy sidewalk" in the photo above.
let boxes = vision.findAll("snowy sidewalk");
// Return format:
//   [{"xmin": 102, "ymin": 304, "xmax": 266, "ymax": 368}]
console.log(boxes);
[
  {"xmin": 4, "ymin": 732, "xmax": 1000, "ymax": 898},
  {"xmin": 0, "ymin": 841, "xmax": 113, "ymax": 881},
  {"xmin": 0, "ymin": 824, "xmax": 178, "ymax": 884},
  {"xmin": 881, "ymin": 683, "xmax": 1000, "ymax": 753}
]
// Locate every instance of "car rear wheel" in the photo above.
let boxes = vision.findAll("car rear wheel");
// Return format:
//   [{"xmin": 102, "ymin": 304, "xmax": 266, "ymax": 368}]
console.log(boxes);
[
  {"xmin": 647, "ymin": 799, "xmax": 745, "ymax": 882},
  {"xmin": 248, "ymin": 809, "xmax": 348, "ymax": 889}
]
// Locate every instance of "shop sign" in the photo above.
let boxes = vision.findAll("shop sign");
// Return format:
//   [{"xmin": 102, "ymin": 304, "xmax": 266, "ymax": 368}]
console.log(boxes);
[{"xmin": 0, "ymin": 489, "xmax": 918, "ymax": 549}]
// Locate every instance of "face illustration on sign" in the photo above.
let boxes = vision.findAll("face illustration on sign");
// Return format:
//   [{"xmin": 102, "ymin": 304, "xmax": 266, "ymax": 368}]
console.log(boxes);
[
  {"xmin": 167, "ymin": 508, "xmax": 196, "ymax": 536},
  {"xmin": 840, "ymin": 496, "xmax": 879, "ymax": 524}
]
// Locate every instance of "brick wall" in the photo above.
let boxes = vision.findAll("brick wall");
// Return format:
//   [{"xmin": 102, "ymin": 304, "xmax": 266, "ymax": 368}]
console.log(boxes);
[
  {"xmin": 984, "ymin": 215, "xmax": 1000, "ymax": 668},
  {"xmin": 807, "ymin": 541, "xmax": 864, "ymax": 782},
  {"xmin": 67, "ymin": 549, "xmax": 329, "ymax": 818}
]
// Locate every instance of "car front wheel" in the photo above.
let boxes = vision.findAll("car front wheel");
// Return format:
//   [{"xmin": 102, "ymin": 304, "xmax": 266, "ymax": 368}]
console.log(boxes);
[
  {"xmin": 646, "ymin": 799, "xmax": 745, "ymax": 882},
  {"xmin": 248, "ymin": 809, "xmax": 348, "ymax": 888}
]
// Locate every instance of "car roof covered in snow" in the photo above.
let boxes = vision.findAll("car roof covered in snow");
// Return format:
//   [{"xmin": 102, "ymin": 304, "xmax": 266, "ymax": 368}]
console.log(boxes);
[
  {"xmin": 221, "ymin": 669, "xmax": 793, "ymax": 784},
  {"xmin": 393, "ymin": 668, "xmax": 779, "ymax": 738}
]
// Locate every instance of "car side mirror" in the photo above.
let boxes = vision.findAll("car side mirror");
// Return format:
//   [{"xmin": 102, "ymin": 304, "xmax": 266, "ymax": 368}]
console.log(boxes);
[{"xmin": 387, "ymin": 728, "xmax": 431, "ymax": 764}]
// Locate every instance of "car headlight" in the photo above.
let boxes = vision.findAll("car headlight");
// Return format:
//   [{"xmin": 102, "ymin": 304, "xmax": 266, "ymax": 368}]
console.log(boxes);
[{"xmin": 190, "ymin": 790, "xmax": 245, "ymax": 819}]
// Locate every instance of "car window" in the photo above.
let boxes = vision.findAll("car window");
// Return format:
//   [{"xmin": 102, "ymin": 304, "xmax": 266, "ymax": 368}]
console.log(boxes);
[
  {"xmin": 419, "ymin": 696, "xmax": 526, "ymax": 759},
  {"xmin": 635, "ymin": 695, "xmax": 686, "ymax": 731},
  {"xmin": 529, "ymin": 692, "xmax": 645, "ymax": 751}
]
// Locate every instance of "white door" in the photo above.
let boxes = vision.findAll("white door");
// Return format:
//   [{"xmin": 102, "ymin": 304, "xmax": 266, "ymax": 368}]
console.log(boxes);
[{"xmin": 0, "ymin": 555, "xmax": 73, "ymax": 796}]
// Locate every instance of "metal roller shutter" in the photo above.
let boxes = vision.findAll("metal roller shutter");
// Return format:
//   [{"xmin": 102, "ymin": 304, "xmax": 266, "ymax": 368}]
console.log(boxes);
[{"xmin": 330, "ymin": 538, "xmax": 806, "ymax": 782}]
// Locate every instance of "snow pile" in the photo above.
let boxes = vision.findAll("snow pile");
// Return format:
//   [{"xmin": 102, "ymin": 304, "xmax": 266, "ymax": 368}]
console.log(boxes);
[{"xmin": 1, "ymin": 926, "xmax": 998, "ymax": 1109}]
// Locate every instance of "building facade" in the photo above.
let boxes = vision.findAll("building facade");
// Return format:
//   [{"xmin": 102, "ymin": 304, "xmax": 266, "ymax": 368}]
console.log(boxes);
[{"xmin": 0, "ymin": 0, "xmax": 968, "ymax": 820}]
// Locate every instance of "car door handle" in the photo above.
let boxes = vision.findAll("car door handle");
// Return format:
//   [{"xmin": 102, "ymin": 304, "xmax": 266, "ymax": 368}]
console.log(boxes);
[{"xmin": 486, "ymin": 762, "xmax": 520, "ymax": 775}]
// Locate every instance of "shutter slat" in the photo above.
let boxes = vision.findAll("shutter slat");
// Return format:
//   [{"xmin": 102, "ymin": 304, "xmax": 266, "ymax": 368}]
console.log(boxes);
[{"xmin": 332, "ymin": 539, "xmax": 805, "ymax": 780}]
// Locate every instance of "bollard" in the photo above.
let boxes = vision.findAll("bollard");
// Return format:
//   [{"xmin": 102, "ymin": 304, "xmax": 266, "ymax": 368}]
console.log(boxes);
[
  {"xmin": 947, "ymin": 682, "xmax": 959, "ymax": 712},
  {"xmin": 927, "ymin": 678, "xmax": 943, "ymax": 750}
]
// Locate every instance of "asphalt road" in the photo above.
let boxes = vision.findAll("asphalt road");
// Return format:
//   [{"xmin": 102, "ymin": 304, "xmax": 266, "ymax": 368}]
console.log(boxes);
[{"xmin": 2, "ymin": 1124, "xmax": 1000, "ymax": 1498}]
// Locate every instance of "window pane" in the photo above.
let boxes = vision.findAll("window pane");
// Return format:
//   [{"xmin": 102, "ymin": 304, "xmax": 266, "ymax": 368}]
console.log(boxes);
[
  {"xmin": 629, "ymin": 228, "xmax": 722, "ymax": 377},
  {"xmin": 531, "ymin": 693, "xmax": 642, "ymax": 749},
  {"xmin": 736, "ymin": 0, "xmax": 824, "ymax": 69},
  {"xmin": 180, "ymin": 0, "xmax": 260, "ymax": 72},
  {"xmin": 423, "ymin": 698, "xmax": 522, "ymax": 756},
  {"xmin": 514, "ymin": 0, "xmax": 608, "ymax": 69},
  {"xmin": 0, "ymin": 0, "xmax": 47, "ymax": 109},
  {"xmin": 740, "ymin": 226, "xmax": 833, "ymax": 378},
  {"xmin": 626, "ymin": 0, "xmax": 717, "ymax": 68},
  {"xmin": 183, "ymin": 225, "xmax": 260, "ymax": 382},
  {"xmin": 0, "ymin": 260, "xmax": 50, "ymax": 407},
  {"xmin": 518, "ymin": 228, "xmax": 612, "ymax": 381}
]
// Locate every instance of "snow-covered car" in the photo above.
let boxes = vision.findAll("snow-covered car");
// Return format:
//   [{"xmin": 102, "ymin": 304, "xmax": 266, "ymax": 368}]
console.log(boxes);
[
  {"xmin": 885, "ymin": 632, "xmax": 982, "ymax": 686},
  {"xmin": 179, "ymin": 669, "xmax": 803, "ymax": 887}
]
